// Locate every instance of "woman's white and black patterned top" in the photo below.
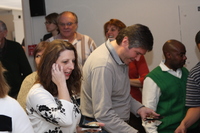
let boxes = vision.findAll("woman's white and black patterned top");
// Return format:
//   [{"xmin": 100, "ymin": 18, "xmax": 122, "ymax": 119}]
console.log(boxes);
[{"xmin": 26, "ymin": 83, "xmax": 81, "ymax": 133}]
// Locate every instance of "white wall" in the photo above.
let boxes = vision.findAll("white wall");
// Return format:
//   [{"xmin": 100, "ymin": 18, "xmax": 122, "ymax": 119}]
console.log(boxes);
[
  {"xmin": 12, "ymin": 10, "xmax": 24, "ymax": 43},
  {"xmin": 22, "ymin": 0, "xmax": 200, "ymax": 71},
  {"xmin": 0, "ymin": 10, "xmax": 24, "ymax": 43}
]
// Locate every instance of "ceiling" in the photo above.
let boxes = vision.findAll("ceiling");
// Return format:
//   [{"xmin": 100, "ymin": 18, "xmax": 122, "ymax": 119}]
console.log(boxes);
[{"xmin": 0, "ymin": 0, "xmax": 22, "ymax": 11}]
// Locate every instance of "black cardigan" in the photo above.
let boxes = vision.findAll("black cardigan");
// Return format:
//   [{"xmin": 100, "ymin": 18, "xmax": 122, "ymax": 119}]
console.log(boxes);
[{"xmin": 0, "ymin": 38, "xmax": 32, "ymax": 98}]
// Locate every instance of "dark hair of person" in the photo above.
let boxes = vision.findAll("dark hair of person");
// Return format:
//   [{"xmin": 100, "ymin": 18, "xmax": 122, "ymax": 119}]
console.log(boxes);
[
  {"xmin": 57, "ymin": 11, "xmax": 78, "ymax": 24},
  {"xmin": 0, "ymin": 20, "xmax": 7, "ymax": 31},
  {"xmin": 162, "ymin": 39, "xmax": 184, "ymax": 56},
  {"xmin": 45, "ymin": 12, "xmax": 59, "ymax": 25},
  {"xmin": 33, "ymin": 41, "xmax": 49, "ymax": 59},
  {"xmin": 195, "ymin": 31, "xmax": 200, "ymax": 45},
  {"xmin": 116, "ymin": 24, "xmax": 153, "ymax": 51},
  {"xmin": 0, "ymin": 62, "xmax": 10, "ymax": 98},
  {"xmin": 104, "ymin": 19, "xmax": 126, "ymax": 36},
  {"xmin": 36, "ymin": 40, "xmax": 82, "ymax": 97}
]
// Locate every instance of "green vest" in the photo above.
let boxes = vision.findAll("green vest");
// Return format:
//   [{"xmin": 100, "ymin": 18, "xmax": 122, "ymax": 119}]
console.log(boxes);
[{"xmin": 147, "ymin": 66, "xmax": 188, "ymax": 133}]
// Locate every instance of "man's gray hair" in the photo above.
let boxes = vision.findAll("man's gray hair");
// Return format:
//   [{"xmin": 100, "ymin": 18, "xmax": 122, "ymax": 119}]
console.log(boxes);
[{"xmin": 0, "ymin": 20, "xmax": 7, "ymax": 31}]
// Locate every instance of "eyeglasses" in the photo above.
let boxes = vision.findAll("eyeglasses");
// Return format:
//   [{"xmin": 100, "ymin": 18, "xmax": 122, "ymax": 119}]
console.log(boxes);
[{"xmin": 58, "ymin": 22, "xmax": 76, "ymax": 27}]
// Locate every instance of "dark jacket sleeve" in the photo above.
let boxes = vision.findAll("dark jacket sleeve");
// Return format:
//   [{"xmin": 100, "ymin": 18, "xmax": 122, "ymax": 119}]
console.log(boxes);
[
  {"xmin": 17, "ymin": 41, "xmax": 32, "ymax": 79},
  {"xmin": 1, "ymin": 39, "xmax": 32, "ymax": 97}
]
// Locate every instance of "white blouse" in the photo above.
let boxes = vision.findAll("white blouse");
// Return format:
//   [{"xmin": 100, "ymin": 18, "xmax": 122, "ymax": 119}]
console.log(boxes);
[
  {"xmin": 26, "ymin": 83, "xmax": 81, "ymax": 133},
  {"xmin": 0, "ymin": 96, "xmax": 34, "ymax": 133}
]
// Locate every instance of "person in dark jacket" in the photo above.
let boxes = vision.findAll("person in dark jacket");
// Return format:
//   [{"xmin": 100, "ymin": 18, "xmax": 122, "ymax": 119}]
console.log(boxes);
[{"xmin": 0, "ymin": 20, "xmax": 32, "ymax": 99}]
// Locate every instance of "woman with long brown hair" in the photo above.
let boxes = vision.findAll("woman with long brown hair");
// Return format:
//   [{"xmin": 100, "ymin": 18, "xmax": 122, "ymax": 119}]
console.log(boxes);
[
  {"xmin": 26, "ymin": 40, "xmax": 104, "ymax": 132},
  {"xmin": 26, "ymin": 39, "xmax": 82, "ymax": 132}
]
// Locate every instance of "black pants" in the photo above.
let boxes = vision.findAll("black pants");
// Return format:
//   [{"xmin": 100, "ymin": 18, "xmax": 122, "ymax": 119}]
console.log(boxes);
[{"xmin": 129, "ymin": 112, "xmax": 146, "ymax": 133}]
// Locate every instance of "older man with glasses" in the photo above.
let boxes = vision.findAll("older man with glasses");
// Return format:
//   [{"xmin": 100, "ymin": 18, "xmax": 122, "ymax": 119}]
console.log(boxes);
[{"xmin": 47, "ymin": 11, "xmax": 97, "ymax": 68}]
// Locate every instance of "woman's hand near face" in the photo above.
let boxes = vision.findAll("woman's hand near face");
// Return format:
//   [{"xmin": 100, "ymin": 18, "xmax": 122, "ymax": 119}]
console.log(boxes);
[
  {"xmin": 52, "ymin": 63, "xmax": 65, "ymax": 86},
  {"xmin": 52, "ymin": 63, "xmax": 71, "ymax": 101}
]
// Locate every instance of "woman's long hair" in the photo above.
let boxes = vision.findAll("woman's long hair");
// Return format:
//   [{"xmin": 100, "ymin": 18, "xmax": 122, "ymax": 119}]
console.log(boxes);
[
  {"xmin": 0, "ymin": 62, "xmax": 10, "ymax": 98},
  {"xmin": 36, "ymin": 40, "xmax": 82, "ymax": 96}
]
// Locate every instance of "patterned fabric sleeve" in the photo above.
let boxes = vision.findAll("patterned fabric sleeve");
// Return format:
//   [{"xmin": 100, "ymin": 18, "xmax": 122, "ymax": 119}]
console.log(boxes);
[{"xmin": 27, "ymin": 84, "xmax": 79, "ymax": 127}]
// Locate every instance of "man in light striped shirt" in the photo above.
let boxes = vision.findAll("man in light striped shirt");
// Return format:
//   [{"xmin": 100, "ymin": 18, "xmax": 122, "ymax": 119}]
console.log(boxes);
[
  {"xmin": 47, "ymin": 11, "xmax": 97, "ymax": 69},
  {"xmin": 175, "ymin": 31, "xmax": 200, "ymax": 133}
]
